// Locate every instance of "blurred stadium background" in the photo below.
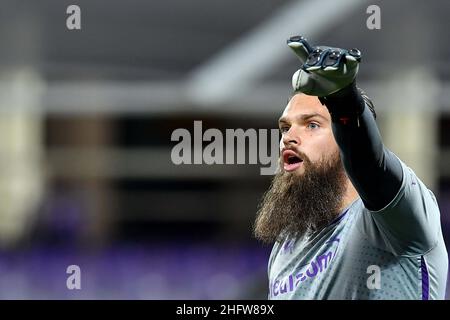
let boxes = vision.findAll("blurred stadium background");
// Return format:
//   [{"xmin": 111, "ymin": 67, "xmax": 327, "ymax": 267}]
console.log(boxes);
[{"xmin": 0, "ymin": 0, "xmax": 449, "ymax": 299}]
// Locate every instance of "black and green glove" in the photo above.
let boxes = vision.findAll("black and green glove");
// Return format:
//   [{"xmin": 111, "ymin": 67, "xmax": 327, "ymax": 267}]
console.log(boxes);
[{"xmin": 287, "ymin": 35, "xmax": 362, "ymax": 97}]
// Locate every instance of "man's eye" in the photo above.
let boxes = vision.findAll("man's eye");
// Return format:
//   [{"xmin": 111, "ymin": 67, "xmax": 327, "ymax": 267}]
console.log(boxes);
[
  {"xmin": 307, "ymin": 122, "xmax": 320, "ymax": 129},
  {"xmin": 280, "ymin": 126, "xmax": 290, "ymax": 133}
]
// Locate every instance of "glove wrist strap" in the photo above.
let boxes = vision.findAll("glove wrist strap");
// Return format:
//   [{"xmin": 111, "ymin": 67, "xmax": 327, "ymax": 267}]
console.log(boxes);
[{"xmin": 318, "ymin": 81, "xmax": 365, "ymax": 126}]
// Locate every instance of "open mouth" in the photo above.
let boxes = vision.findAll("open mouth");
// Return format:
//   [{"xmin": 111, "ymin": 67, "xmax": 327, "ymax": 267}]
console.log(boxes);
[{"xmin": 282, "ymin": 150, "xmax": 303, "ymax": 172}]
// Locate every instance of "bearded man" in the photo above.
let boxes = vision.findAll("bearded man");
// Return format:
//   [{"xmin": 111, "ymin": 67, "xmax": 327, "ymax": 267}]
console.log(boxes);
[{"xmin": 254, "ymin": 36, "xmax": 448, "ymax": 299}]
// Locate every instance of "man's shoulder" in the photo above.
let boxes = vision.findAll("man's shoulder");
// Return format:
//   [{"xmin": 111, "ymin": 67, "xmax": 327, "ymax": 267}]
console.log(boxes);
[{"xmin": 356, "ymin": 158, "xmax": 442, "ymax": 256}]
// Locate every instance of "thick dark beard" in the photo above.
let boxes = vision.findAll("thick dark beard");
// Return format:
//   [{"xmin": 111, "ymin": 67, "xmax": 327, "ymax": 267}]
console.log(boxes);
[{"xmin": 253, "ymin": 150, "xmax": 347, "ymax": 244}]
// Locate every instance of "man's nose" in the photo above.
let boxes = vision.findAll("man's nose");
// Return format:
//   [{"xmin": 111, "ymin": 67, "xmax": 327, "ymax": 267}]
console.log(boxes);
[{"xmin": 282, "ymin": 128, "xmax": 299, "ymax": 147}]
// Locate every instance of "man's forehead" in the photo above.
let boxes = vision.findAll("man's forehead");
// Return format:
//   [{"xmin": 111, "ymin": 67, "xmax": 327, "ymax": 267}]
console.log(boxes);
[{"xmin": 281, "ymin": 93, "xmax": 329, "ymax": 120}]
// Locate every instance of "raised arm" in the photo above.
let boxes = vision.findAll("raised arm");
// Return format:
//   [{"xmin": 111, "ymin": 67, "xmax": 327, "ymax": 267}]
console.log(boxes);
[{"xmin": 287, "ymin": 36, "xmax": 402, "ymax": 211}]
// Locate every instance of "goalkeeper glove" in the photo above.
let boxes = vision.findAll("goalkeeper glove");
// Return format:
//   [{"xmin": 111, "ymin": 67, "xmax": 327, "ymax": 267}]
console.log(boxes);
[{"xmin": 287, "ymin": 35, "xmax": 362, "ymax": 97}]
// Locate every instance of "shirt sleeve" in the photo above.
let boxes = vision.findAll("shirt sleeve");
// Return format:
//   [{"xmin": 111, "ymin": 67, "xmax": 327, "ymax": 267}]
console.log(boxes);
[
  {"xmin": 322, "ymin": 83, "xmax": 441, "ymax": 256},
  {"xmin": 362, "ymin": 160, "xmax": 442, "ymax": 256},
  {"xmin": 323, "ymin": 83, "xmax": 403, "ymax": 212}
]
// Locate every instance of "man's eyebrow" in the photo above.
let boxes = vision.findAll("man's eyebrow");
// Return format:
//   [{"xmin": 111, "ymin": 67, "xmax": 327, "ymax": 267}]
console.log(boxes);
[
  {"xmin": 298, "ymin": 113, "xmax": 328, "ymax": 122},
  {"xmin": 278, "ymin": 116, "xmax": 288, "ymax": 124},
  {"xmin": 278, "ymin": 113, "xmax": 328, "ymax": 125}
]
